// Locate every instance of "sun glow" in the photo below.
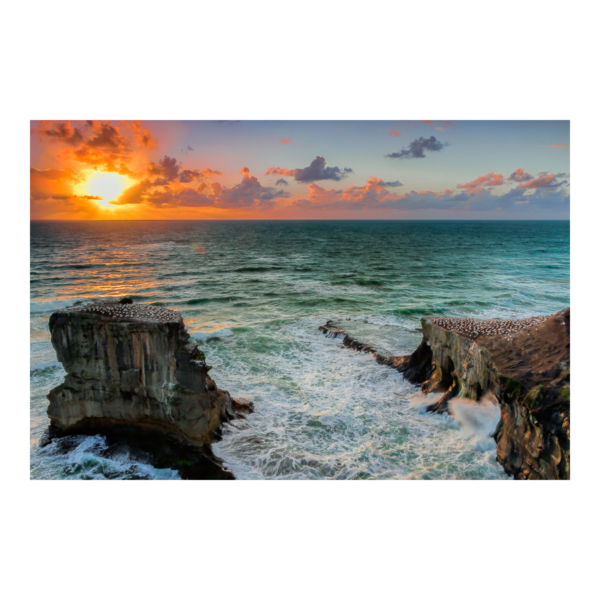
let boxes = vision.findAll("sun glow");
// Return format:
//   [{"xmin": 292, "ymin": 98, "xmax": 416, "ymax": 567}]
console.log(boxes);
[{"xmin": 78, "ymin": 172, "xmax": 134, "ymax": 204}]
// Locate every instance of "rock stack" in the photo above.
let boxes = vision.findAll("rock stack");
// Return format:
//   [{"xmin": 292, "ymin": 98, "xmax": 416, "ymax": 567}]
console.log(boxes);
[{"xmin": 44, "ymin": 297, "xmax": 252, "ymax": 478}]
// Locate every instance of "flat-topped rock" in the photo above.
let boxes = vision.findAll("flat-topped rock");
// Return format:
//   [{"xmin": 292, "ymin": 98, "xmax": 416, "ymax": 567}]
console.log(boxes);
[
  {"xmin": 44, "ymin": 297, "xmax": 253, "ymax": 479},
  {"xmin": 58, "ymin": 298, "xmax": 182, "ymax": 323},
  {"xmin": 428, "ymin": 314, "xmax": 552, "ymax": 341}
]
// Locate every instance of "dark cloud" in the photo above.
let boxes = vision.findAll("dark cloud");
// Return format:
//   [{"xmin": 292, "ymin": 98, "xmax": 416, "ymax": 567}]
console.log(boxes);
[
  {"xmin": 179, "ymin": 169, "xmax": 201, "ymax": 183},
  {"xmin": 275, "ymin": 179, "xmax": 289, "ymax": 186},
  {"xmin": 294, "ymin": 157, "xmax": 353, "ymax": 182},
  {"xmin": 86, "ymin": 123, "xmax": 128, "ymax": 151},
  {"xmin": 386, "ymin": 136, "xmax": 448, "ymax": 159},
  {"xmin": 266, "ymin": 156, "xmax": 353, "ymax": 183},
  {"xmin": 381, "ymin": 180, "xmax": 403, "ymax": 188},
  {"xmin": 35, "ymin": 121, "xmax": 83, "ymax": 146},
  {"xmin": 181, "ymin": 167, "xmax": 221, "ymax": 183},
  {"xmin": 147, "ymin": 155, "xmax": 180, "ymax": 182}
]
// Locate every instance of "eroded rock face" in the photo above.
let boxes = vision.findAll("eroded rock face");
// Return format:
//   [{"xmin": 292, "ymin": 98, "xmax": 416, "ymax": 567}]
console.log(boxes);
[
  {"xmin": 419, "ymin": 310, "xmax": 570, "ymax": 480},
  {"xmin": 320, "ymin": 308, "xmax": 570, "ymax": 480},
  {"xmin": 45, "ymin": 298, "xmax": 252, "ymax": 470}
]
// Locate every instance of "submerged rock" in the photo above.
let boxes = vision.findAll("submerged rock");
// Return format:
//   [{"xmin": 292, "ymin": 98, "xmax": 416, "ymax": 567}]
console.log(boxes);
[
  {"xmin": 320, "ymin": 308, "xmax": 570, "ymax": 480},
  {"xmin": 43, "ymin": 297, "xmax": 253, "ymax": 479}
]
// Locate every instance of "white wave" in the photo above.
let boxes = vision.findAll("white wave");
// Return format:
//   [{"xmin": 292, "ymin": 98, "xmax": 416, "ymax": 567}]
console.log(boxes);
[
  {"xmin": 211, "ymin": 316, "xmax": 508, "ymax": 480},
  {"xmin": 33, "ymin": 434, "xmax": 180, "ymax": 480},
  {"xmin": 449, "ymin": 393, "xmax": 501, "ymax": 452},
  {"xmin": 406, "ymin": 392, "xmax": 444, "ymax": 413},
  {"xmin": 30, "ymin": 299, "xmax": 77, "ymax": 313},
  {"xmin": 30, "ymin": 360, "xmax": 62, "ymax": 372},
  {"xmin": 192, "ymin": 328, "xmax": 234, "ymax": 342}
]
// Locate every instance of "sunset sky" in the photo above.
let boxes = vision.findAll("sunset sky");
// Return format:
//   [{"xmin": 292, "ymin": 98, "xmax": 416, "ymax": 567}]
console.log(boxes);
[{"xmin": 30, "ymin": 120, "xmax": 570, "ymax": 220}]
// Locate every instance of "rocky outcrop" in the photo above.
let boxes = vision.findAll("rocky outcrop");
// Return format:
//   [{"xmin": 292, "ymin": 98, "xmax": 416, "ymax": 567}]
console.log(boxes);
[
  {"xmin": 320, "ymin": 309, "xmax": 570, "ymax": 480},
  {"xmin": 43, "ymin": 298, "xmax": 252, "ymax": 479}
]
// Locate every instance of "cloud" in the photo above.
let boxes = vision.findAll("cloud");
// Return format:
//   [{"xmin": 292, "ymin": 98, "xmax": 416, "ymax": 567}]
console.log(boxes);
[
  {"xmin": 33, "ymin": 120, "xmax": 157, "ymax": 176},
  {"xmin": 290, "ymin": 177, "xmax": 400, "ymax": 210},
  {"xmin": 419, "ymin": 120, "xmax": 433, "ymax": 125},
  {"xmin": 287, "ymin": 174, "xmax": 569, "ymax": 214},
  {"xmin": 386, "ymin": 136, "xmax": 448, "ymax": 159},
  {"xmin": 275, "ymin": 179, "xmax": 289, "ymax": 186},
  {"xmin": 265, "ymin": 156, "xmax": 353, "ymax": 183},
  {"xmin": 179, "ymin": 169, "xmax": 201, "ymax": 183},
  {"xmin": 442, "ymin": 121, "xmax": 453, "ymax": 126},
  {"xmin": 30, "ymin": 167, "xmax": 81, "ymax": 200},
  {"xmin": 178, "ymin": 167, "xmax": 222, "ymax": 184},
  {"xmin": 35, "ymin": 121, "xmax": 83, "ymax": 146},
  {"xmin": 216, "ymin": 167, "xmax": 289, "ymax": 208},
  {"xmin": 457, "ymin": 172, "xmax": 506, "ymax": 193},
  {"xmin": 508, "ymin": 168, "xmax": 533, "ymax": 183},
  {"xmin": 382, "ymin": 180, "xmax": 403, "ymax": 188},
  {"xmin": 544, "ymin": 144, "xmax": 570, "ymax": 148},
  {"xmin": 111, "ymin": 166, "xmax": 288, "ymax": 210},
  {"xmin": 109, "ymin": 179, "xmax": 154, "ymax": 205},
  {"xmin": 388, "ymin": 129, "xmax": 401, "ymax": 138},
  {"xmin": 148, "ymin": 155, "xmax": 180, "ymax": 182},
  {"xmin": 516, "ymin": 172, "xmax": 567, "ymax": 190},
  {"xmin": 279, "ymin": 138, "xmax": 291, "ymax": 144},
  {"xmin": 86, "ymin": 122, "xmax": 129, "ymax": 152}
]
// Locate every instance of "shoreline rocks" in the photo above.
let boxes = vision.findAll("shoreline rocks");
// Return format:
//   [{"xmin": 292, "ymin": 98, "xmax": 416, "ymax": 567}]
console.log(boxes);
[
  {"xmin": 320, "ymin": 308, "xmax": 570, "ymax": 480},
  {"xmin": 43, "ymin": 297, "xmax": 253, "ymax": 479}
]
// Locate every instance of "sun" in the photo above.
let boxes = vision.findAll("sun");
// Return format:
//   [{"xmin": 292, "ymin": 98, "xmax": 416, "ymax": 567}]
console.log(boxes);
[{"xmin": 78, "ymin": 171, "xmax": 133, "ymax": 204}]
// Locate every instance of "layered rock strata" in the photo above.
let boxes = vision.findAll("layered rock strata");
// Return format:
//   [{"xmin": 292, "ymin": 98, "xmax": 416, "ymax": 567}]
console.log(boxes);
[
  {"xmin": 320, "ymin": 308, "xmax": 570, "ymax": 480},
  {"xmin": 43, "ymin": 298, "xmax": 252, "ymax": 479}
]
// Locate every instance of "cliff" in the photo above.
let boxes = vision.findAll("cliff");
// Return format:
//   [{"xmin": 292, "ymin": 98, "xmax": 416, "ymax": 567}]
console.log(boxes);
[
  {"xmin": 43, "ymin": 297, "xmax": 252, "ymax": 479},
  {"xmin": 320, "ymin": 308, "xmax": 570, "ymax": 480}
]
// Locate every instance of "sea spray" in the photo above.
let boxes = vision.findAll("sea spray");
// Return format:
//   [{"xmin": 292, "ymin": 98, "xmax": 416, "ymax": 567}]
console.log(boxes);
[{"xmin": 448, "ymin": 393, "xmax": 501, "ymax": 452}]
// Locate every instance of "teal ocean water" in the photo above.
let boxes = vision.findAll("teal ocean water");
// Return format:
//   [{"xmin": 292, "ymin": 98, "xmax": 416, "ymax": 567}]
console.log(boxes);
[{"xmin": 30, "ymin": 220, "xmax": 570, "ymax": 480}]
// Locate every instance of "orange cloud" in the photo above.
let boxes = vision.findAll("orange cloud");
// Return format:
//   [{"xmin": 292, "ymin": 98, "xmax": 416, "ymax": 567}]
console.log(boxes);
[
  {"xmin": 544, "ymin": 144, "xmax": 569, "ymax": 148},
  {"xmin": 291, "ymin": 177, "xmax": 402, "ymax": 210},
  {"xmin": 34, "ymin": 120, "xmax": 157, "ymax": 176},
  {"xmin": 516, "ymin": 172, "xmax": 563, "ymax": 189},
  {"xmin": 110, "ymin": 166, "xmax": 288, "ymax": 211},
  {"xmin": 457, "ymin": 172, "xmax": 506, "ymax": 193},
  {"xmin": 388, "ymin": 129, "xmax": 401, "ymax": 137},
  {"xmin": 30, "ymin": 167, "xmax": 81, "ymax": 200},
  {"xmin": 419, "ymin": 120, "xmax": 433, "ymax": 125},
  {"xmin": 265, "ymin": 166, "xmax": 297, "ymax": 177},
  {"xmin": 279, "ymin": 138, "xmax": 291, "ymax": 144}
]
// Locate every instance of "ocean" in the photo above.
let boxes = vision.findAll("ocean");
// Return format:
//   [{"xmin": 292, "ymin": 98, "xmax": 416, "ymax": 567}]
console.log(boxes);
[{"xmin": 30, "ymin": 220, "xmax": 570, "ymax": 480}]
